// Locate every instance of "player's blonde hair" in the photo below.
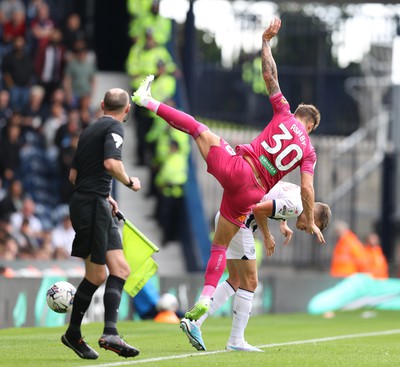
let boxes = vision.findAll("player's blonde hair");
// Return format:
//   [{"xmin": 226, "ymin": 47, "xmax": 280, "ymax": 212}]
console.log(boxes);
[{"xmin": 294, "ymin": 104, "xmax": 321, "ymax": 131}]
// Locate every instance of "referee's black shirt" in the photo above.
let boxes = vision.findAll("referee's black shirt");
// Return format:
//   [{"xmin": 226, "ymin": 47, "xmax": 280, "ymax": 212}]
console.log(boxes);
[{"xmin": 72, "ymin": 116, "xmax": 124, "ymax": 197}]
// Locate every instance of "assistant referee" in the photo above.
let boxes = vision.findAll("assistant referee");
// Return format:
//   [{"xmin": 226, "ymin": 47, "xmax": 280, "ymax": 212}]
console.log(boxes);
[{"xmin": 61, "ymin": 88, "xmax": 141, "ymax": 360}]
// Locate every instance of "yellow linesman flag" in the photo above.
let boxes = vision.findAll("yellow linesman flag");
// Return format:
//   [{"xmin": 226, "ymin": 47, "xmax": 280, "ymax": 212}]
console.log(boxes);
[{"xmin": 117, "ymin": 212, "xmax": 159, "ymax": 297}]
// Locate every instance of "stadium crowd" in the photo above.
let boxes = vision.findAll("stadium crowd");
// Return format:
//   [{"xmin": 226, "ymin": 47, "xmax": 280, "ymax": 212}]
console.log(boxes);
[
  {"xmin": 0, "ymin": 0, "xmax": 189, "ymax": 261},
  {"xmin": 0, "ymin": 0, "xmax": 99, "ymax": 261}
]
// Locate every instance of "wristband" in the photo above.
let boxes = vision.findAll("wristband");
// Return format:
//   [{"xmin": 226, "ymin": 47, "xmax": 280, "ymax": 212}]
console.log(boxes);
[{"xmin": 125, "ymin": 177, "xmax": 134, "ymax": 188}]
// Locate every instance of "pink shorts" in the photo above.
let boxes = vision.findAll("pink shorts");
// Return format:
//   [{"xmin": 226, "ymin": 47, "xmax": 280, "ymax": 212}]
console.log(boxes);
[{"xmin": 206, "ymin": 139, "xmax": 265, "ymax": 227}]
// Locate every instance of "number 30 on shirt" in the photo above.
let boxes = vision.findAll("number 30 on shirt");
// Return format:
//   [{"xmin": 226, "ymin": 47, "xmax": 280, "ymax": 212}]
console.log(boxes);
[{"xmin": 261, "ymin": 123, "xmax": 303, "ymax": 172}]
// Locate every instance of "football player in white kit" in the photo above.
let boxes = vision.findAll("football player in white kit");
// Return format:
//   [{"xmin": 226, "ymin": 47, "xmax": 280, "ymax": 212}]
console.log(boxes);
[{"xmin": 180, "ymin": 181, "xmax": 331, "ymax": 352}]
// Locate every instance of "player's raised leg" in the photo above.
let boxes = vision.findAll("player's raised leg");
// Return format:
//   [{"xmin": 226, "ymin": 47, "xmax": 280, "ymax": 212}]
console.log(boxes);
[
  {"xmin": 132, "ymin": 75, "xmax": 209, "ymax": 139},
  {"xmin": 132, "ymin": 75, "xmax": 222, "ymax": 161}
]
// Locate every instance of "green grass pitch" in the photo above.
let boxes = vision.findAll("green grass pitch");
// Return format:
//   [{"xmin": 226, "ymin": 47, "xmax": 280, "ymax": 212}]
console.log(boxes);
[{"xmin": 1, "ymin": 311, "xmax": 399, "ymax": 367}]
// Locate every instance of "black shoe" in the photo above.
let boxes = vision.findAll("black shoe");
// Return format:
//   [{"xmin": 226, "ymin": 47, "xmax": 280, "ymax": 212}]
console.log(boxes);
[
  {"xmin": 61, "ymin": 334, "xmax": 99, "ymax": 359},
  {"xmin": 98, "ymin": 334, "xmax": 140, "ymax": 358}
]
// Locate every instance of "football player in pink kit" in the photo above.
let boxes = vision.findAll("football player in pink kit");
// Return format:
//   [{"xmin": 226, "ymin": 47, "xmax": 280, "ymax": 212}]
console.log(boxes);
[
  {"xmin": 179, "ymin": 181, "xmax": 331, "ymax": 352},
  {"xmin": 132, "ymin": 18, "xmax": 324, "ymax": 325}
]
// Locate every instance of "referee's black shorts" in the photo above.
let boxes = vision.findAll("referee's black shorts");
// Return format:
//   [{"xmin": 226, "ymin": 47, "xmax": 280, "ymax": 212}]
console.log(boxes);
[{"xmin": 69, "ymin": 192, "xmax": 122, "ymax": 265}]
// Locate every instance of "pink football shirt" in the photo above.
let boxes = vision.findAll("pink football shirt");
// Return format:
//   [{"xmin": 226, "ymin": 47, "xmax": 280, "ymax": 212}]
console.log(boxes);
[{"xmin": 236, "ymin": 92, "xmax": 316, "ymax": 191}]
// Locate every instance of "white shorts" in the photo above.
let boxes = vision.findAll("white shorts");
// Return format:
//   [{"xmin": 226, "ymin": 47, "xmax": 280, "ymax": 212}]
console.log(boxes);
[{"xmin": 215, "ymin": 211, "xmax": 256, "ymax": 260}]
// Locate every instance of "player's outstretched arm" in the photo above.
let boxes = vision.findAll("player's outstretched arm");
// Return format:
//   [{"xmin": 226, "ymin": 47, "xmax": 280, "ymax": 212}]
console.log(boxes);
[
  {"xmin": 261, "ymin": 17, "xmax": 281, "ymax": 96},
  {"xmin": 300, "ymin": 173, "xmax": 325, "ymax": 243},
  {"xmin": 253, "ymin": 202, "xmax": 276, "ymax": 256}
]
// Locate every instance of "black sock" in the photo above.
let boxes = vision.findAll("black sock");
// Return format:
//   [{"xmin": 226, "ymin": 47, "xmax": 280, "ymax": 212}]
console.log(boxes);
[
  {"xmin": 103, "ymin": 275, "xmax": 125, "ymax": 335},
  {"xmin": 66, "ymin": 278, "xmax": 98, "ymax": 340}
]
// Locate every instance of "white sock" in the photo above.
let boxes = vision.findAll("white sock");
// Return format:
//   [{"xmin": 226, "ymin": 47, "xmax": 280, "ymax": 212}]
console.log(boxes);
[
  {"xmin": 228, "ymin": 288, "xmax": 254, "ymax": 345},
  {"xmin": 196, "ymin": 281, "xmax": 236, "ymax": 327}
]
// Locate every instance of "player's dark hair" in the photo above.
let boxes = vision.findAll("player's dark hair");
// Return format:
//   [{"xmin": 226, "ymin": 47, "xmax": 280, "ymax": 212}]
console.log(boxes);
[
  {"xmin": 103, "ymin": 90, "xmax": 128, "ymax": 112},
  {"xmin": 314, "ymin": 202, "xmax": 331, "ymax": 232},
  {"xmin": 294, "ymin": 104, "xmax": 321, "ymax": 131}
]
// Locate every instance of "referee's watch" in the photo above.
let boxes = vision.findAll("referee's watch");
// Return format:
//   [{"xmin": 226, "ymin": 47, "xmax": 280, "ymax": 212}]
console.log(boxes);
[{"xmin": 125, "ymin": 177, "xmax": 134, "ymax": 188}]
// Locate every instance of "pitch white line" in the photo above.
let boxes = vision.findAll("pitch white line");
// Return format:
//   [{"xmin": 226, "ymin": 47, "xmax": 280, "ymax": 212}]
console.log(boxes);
[{"xmin": 79, "ymin": 329, "xmax": 400, "ymax": 367}]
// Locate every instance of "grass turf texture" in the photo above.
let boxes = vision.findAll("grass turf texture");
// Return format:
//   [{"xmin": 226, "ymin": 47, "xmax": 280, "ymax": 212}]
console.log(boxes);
[{"xmin": 1, "ymin": 311, "xmax": 399, "ymax": 367}]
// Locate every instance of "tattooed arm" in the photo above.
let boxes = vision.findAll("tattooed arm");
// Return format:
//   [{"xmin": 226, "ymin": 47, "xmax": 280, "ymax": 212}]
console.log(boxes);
[{"xmin": 261, "ymin": 18, "xmax": 282, "ymax": 96}]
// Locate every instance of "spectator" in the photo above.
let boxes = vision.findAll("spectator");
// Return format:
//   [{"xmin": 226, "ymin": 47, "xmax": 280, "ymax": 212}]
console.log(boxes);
[
  {"xmin": 61, "ymin": 13, "xmax": 86, "ymax": 55},
  {"xmin": 127, "ymin": 29, "xmax": 177, "ymax": 165},
  {"xmin": 0, "ymin": 119, "xmax": 24, "ymax": 183},
  {"xmin": 34, "ymin": 28, "xmax": 66, "ymax": 103},
  {"xmin": 2, "ymin": 9, "xmax": 26, "ymax": 45},
  {"xmin": 146, "ymin": 122, "xmax": 189, "ymax": 200},
  {"xmin": 25, "ymin": 0, "xmax": 46, "ymax": 27},
  {"xmin": 364, "ymin": 232, "xmax": 389, "ymax": 279},
  {"xmin": 128, "ymin": 0, "xmax": 172, "ymax": 47},
  {"xmin": 0, "ymin": 178, "xmax": 5, "ymax": 202},
  {"xmin": 135, "ymin": 60, "xmax": 177, "ymax": 168},
  {"xmin": 0, "ymin": 89, "xmax": 13, "ymax": 133},
  {"xmin": 78, "ymin": 94, "xmax": 95, "ymax": 127},
  {"xmin": 10, "ymin": 196, "xmax": 43, "ymax": 238},
  {"xmin": 126, "ymin": 28, "xmax": 177, "ymax": 91},
  {"xmin": 54, "ymin": 108, "xmax": 81, "ymax": 151},
  {"xmin": 79, "ymin": 104, "xmax": 94, "ymax": 129},
  {"xmin": 33, "ymin": 229, "xmax": 53, "ymax": 259},
  {"xmin": 2, "ymin": 36, "xmax": 35, "ymax": 110},
  {"xmin": 51, "ymin": 213, "xmax": 74, "ymax": 259},
  {"xmin": 0, "ymin": 178, "xmax": 24, "ymax": 221},
  {"xmin": 126, "ymin": 0, "xmax": 152, "ymax": 18},
  {"xmin": 330, "ymin": 220, "xmax": 370, "ymax": 278},
  {"xmin": 21, "ymin": 84, "xmax": 47, "ymax": 136},
  {"xmin": 73, "ymin": 38, "xmax": 96, "ymax": 65},
  {"xmin": 0, "ymin": 0, "xmax": 25, "ymax": 25},
  {"xmin": 12, "ymin": 216, "xmax": 40, "ymax": 257},
  {"xmin": 42, "ymin": 99, "xmax": 67, "ymax": 148},
  {"xmin": 144, "ymin": 59, "xmax": 177, "ymax": 169},
  {"xmin": 0, "ymin": 219, "xmax": 18, "ymax": 260},
  {"xmin": 154, "ymin": 140, "xmax": 189, "ymax": 244},
  {"xmin": 152, "ymin": 59, "xmax": 177, "ymax": 103},
  {"xmin": 58, "ymin": 131, "xmax": 78, "ymax": 203},
  {"xmin": 29, "ymin": 2, "xmax": 55, "ymax": 55},
  {"xmin": 63, "ymin": 40, "xmax": 96, "ymax": 109},
  {"xmin": 43, "ymin": 87, "xmax": 68, "ymax": 117}
]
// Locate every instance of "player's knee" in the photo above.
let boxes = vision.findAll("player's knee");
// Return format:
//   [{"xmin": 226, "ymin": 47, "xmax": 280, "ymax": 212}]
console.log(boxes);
[
  {"xmin": 116, "ymin": 262, "xmax": 131, "ymax": 280},
  {"xmin": 227, "ymin": 277, "xmax": 240, "ymax": 290},
  {"xmin": 251, "ymin": 277, "xmax": 258, "ymax": 290},
  {"xmin": 86, "ymin": 270, "xmax": 107, "ymax": 286},
  {"xmin": 241, "ymin": 275, "xmax": 258, "ymax": 292}
]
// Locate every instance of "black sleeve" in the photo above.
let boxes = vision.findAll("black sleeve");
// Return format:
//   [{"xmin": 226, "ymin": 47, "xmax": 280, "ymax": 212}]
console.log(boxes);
[{"xmin": 104, "ymin": 123, "xmax": 124, "ymax": 161}]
